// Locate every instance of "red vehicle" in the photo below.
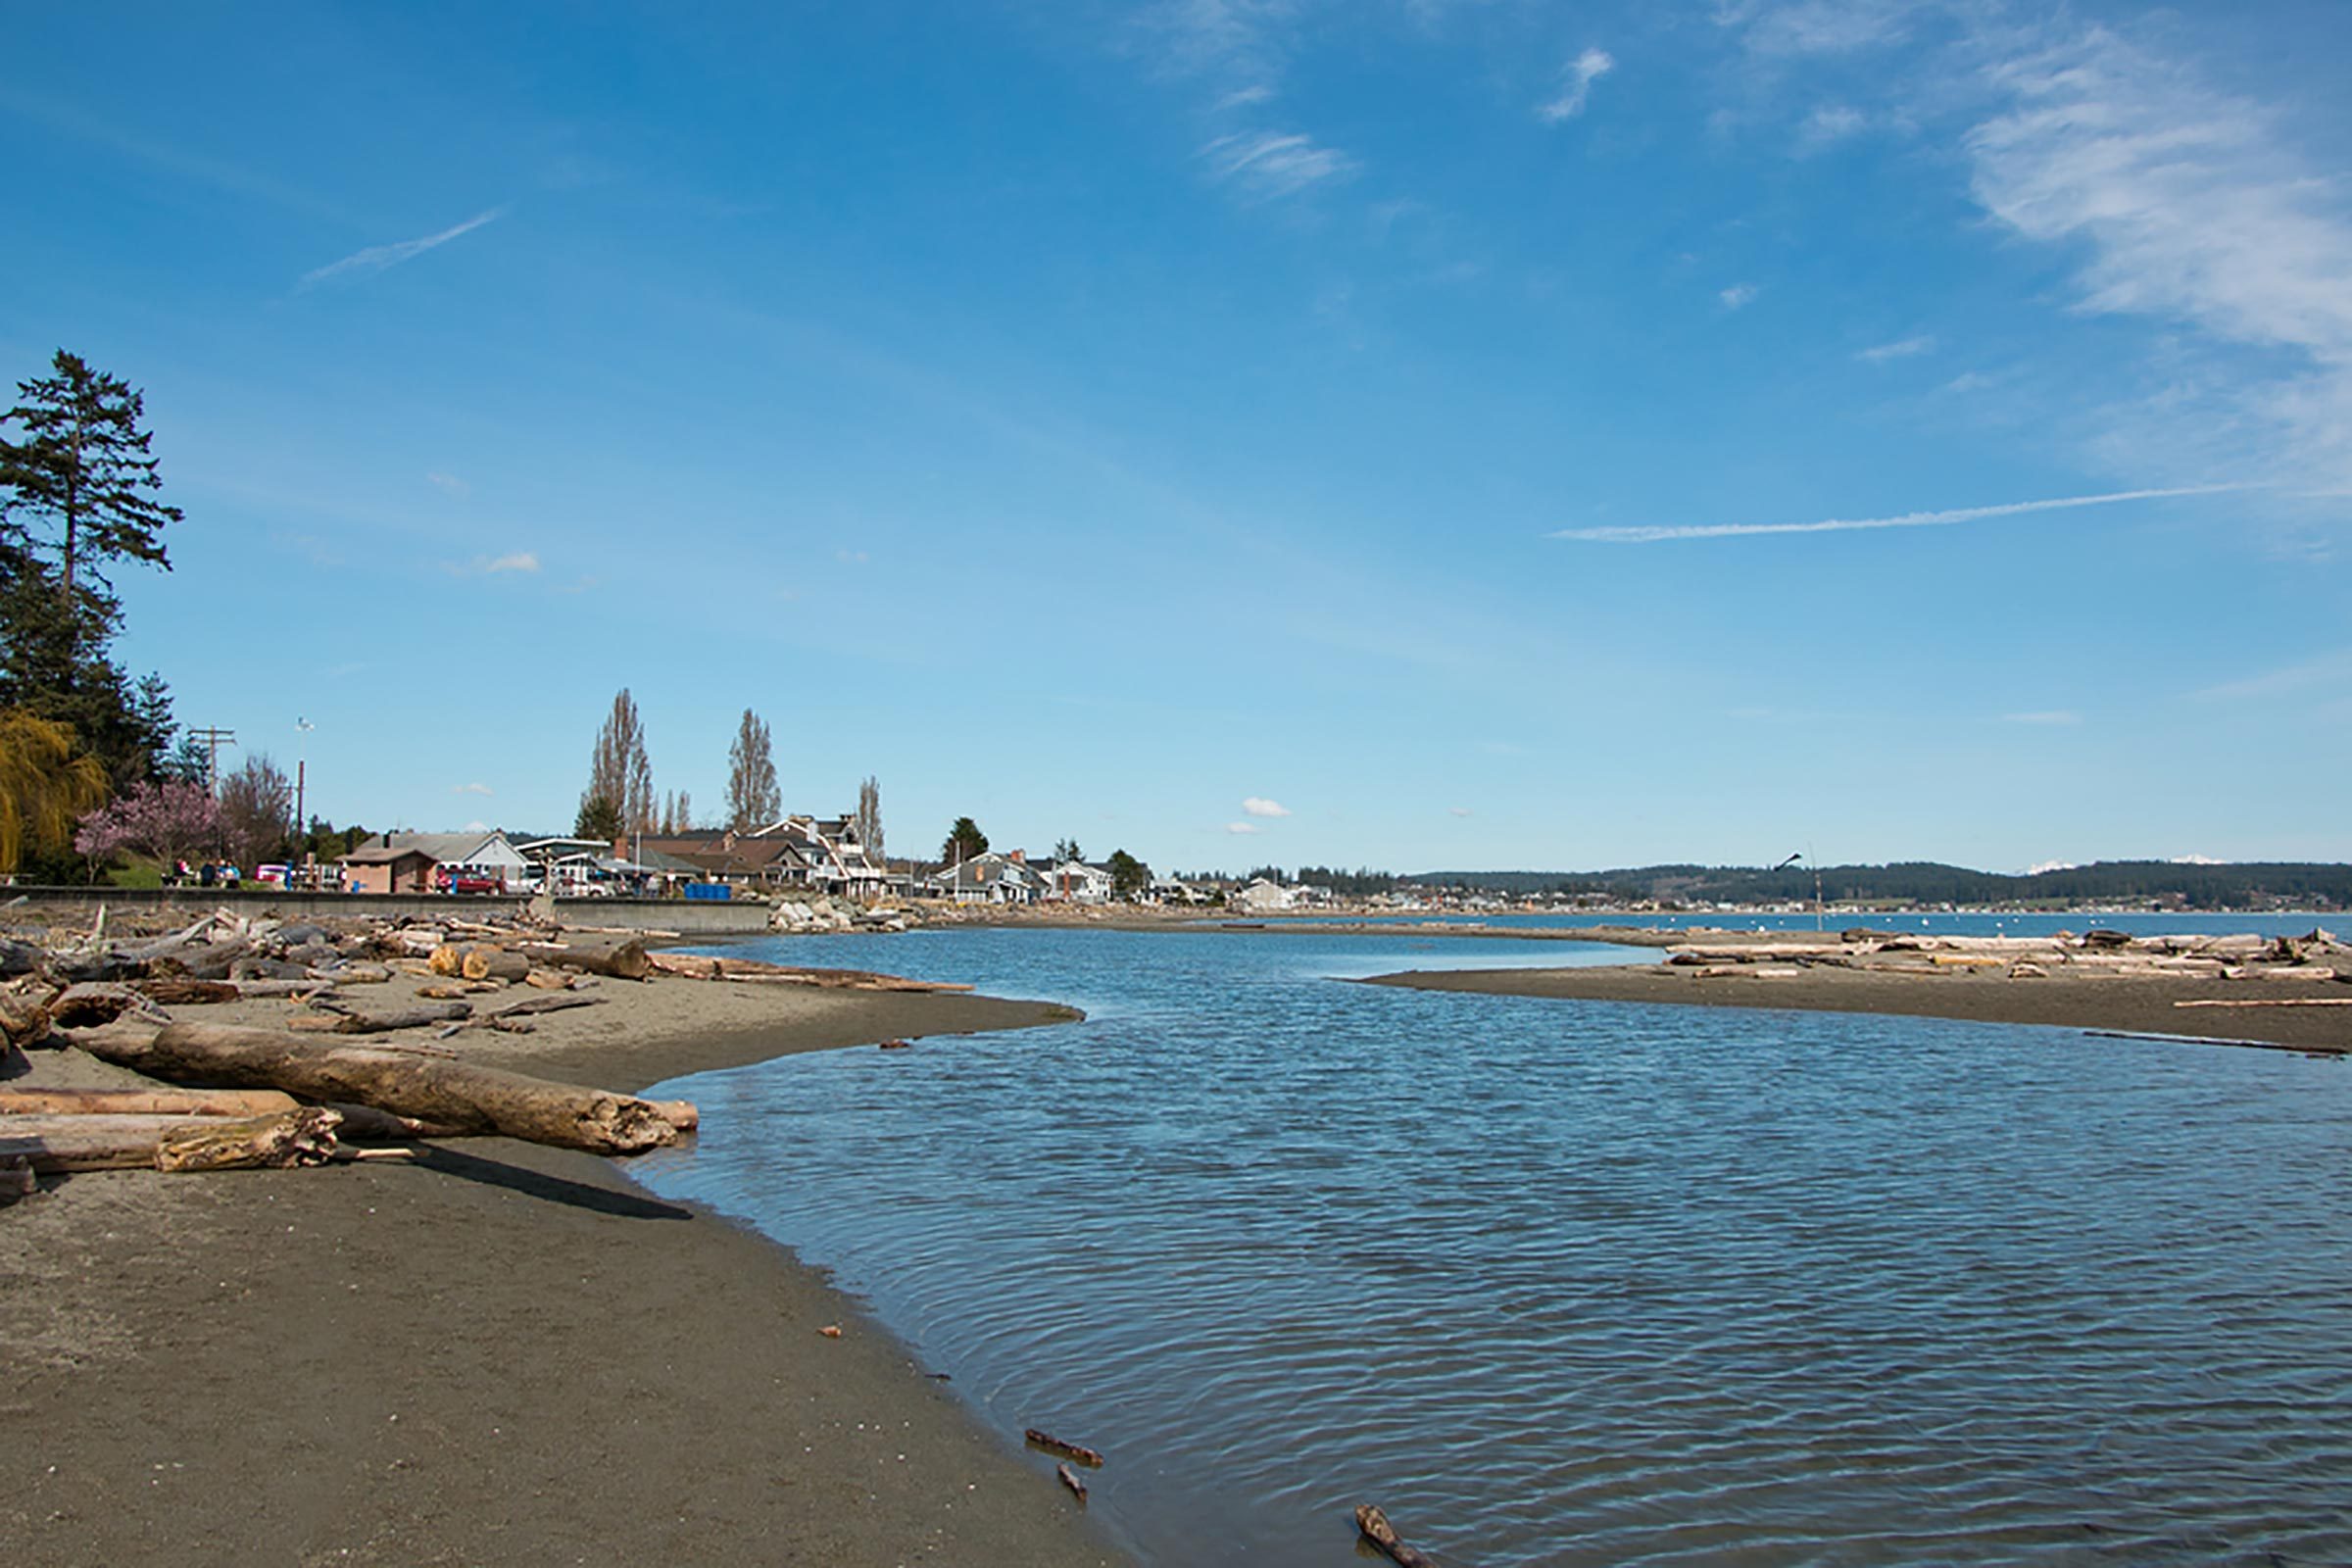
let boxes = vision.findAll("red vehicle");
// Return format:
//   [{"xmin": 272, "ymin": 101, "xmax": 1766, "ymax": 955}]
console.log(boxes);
[{"xmin": 435, "ymin": 867, "xmax": 505, "ymax": 896}]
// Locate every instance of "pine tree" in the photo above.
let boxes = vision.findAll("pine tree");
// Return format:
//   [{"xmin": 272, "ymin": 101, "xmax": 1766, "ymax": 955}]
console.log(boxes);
[
  {"xmin": 942, "ymin": 816, "xmax": 988, "ymax": 864},
  {"xmin": 0, "ymin": 351, "xmax": 181, "ymax": 625},
  {"xmin": 726, "ymin": 709, "xmax": 780, "ymax": 831}
]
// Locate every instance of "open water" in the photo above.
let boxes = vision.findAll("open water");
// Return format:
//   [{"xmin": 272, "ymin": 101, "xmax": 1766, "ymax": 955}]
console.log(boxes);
[{"xmin": 631, "ymin": 923, "xmax": 2352, "ymax": 1566}]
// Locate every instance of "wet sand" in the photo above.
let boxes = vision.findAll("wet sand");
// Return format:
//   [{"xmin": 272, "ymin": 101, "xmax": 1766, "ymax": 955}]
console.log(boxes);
[
  {"xmin": 1365, "ymin": 963, "xmax": 2352, "ymax": 1052},
  {"xmin": 1, "ymin": 974, "xmax": 1122, "ymax": 1567}
]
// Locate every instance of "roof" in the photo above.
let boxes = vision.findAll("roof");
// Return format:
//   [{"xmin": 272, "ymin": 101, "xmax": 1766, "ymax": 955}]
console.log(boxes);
[
  {"xmin": 340, "ymin": 830, "xmax": 515, "ymax": 865},
  {"xmin": 339, "ymin": 845, "xmax": 437, "ymax": 866}
]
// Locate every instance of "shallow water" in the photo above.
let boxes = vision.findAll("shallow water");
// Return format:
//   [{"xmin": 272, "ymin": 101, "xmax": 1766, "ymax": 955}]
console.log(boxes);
[{"xmin": 632, "ymin": 927, "xmax": 2352, "ymax": 1566}]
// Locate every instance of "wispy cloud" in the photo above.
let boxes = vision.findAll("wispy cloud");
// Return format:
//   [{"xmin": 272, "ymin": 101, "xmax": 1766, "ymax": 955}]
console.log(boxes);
[
  {"xmin": 2002, "ymin": 710, "xmax": 2082, "ymax": 726},
  {"xmin": 1537, "ymin": 48, "xmax": 1615, "ymax": 123},
  {"xmin": 1966, "ymin": 25, "xmax": 2352, "ymax": 494},
  {"xmin": 1201, "ymin": 130, "xmax": 1353, "ymax": 199},
  {"xmin": 300, "ymin": 205, "xmax": 508, "ymax": 288},
  {"xmin": 1719, "ymin": 282, "xmax": 1760, "ymax": 310},
  {"xmin": 1858, "ymin": 334, "xmax": 1935, "ymax": 363},
  {"xmin": 426, "ymin": 470, "xmax": 470, "ymax": 497},
  {"xmin": 1447, "ymin": 807, "xmax": 1473, "ymax": 817},
  {"xmin": 1242, "ymin": 797, "xmax": 1292, "ymax": 817},
  {"xmin": 453, "ymin": 782, "xmax": 495, "ymax": 796},
  {"xmin": 1716, "ymin": 0, "xmax": 1925, "ymax": 58},
  {"xmin": 1795, "ymin": 103, "xmax": 1866, "ymax": 151},
  {"xmin": 2190, "ymin": 648, "xmax": 2352, "ymax": 702},
  {"xmin": 1551, "ymin": 483, "xmax": 2243, "ymax": 544},
  {"xmin": 448, "ymin": 551, "xmax": 541, "ymax": 575},
  {"xmin": 1225, "ymin": 820, "xmax": 1262, "ymax": 835}
]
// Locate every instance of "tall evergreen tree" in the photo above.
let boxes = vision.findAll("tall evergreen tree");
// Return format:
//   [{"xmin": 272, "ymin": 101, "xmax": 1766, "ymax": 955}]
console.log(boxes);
[
  {"xmin": 725, "ymin": 709, "xmax": 780, "ymax": 831},
  {"xmin": 582, "ymin": 689, "xmax": 655, "ymax": 833},
  {"xmin": 0, "ymin": 351, "xmax": 181, "ymax": 626},
  {"xmin": 0, "ymin": 352, "xmax": 183, "ymax": 790},
  {"xmin": 942, "ymin": 815, "xmax": 988, "ymax": 864}
]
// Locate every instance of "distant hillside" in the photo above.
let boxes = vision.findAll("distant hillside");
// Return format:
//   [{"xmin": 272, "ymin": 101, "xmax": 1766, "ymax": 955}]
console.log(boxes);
[{"xmin": 1406, "ymin": 860, "xmax": 2352, "ymax": 910}]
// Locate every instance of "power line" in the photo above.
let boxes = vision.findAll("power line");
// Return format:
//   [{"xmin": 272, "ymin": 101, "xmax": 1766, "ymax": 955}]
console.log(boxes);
[{"xmin": 188, "ymin": 726, "xmax": 236, "ymax": 795}]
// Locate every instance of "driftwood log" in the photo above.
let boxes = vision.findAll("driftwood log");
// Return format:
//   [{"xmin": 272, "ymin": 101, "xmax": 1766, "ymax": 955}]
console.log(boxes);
[
  {"xmin": 76, "ymin": 1022, "xmax": 688, "ymax": 1154},
  {"xmin": 0, "ymin": 1087, "xmax": 299, "ymax": 1117},
  {"xmin": 289, "ymin": 1001, "xmax": 473, "ymax": 1035},
  {"xmin": 648, "ymin": 952, "xmax": 973, "ymax": 993},
  {"xmin": 0, "ymin": 1108, "xmax": 342, "ymax": 1172},
  {"xmin": 1056, "ymin": 1463, "xmax": 1088, "ymax": 1503},
  {"xmin": 1024, "ymin": 1429, "xmax": 1104, "ymax": 1467},
  {"xmin": 1, "ymin": 987, "xmax": 53, "ymax": 1048},
  {"xmin": 512, "ymin": 934, "xmax": 650, "ymax": 980},
  {"xmin": 463, "ymin": 948, "xmax": 532, "ymax": 984},
  {"xmin": 1354, "ymin": 1505, "xmax": 1439, "ymax": 1568}
]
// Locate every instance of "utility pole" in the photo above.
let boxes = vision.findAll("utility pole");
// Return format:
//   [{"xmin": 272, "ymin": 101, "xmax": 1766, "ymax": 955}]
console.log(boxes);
[{"xmin": 189, "ymin": 726, "xmax": 236, "ymax": 796}]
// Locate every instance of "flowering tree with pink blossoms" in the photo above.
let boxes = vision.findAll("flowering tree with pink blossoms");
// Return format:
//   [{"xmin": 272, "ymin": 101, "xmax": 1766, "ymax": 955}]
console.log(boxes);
[{"xmin": 74, "ymin": 777, "xmax": 220, "ymax": 881}]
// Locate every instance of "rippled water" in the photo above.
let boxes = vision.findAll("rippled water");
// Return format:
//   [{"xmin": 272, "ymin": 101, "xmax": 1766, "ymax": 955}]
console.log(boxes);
[{"xmin": 632, "ymin": 928, "xmax": 2352, "ymax": 1566}]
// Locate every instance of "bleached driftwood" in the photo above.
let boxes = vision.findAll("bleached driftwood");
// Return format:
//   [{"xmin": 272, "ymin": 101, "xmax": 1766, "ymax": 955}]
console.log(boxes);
[{"xmin": 74, "ymin": 1022, "xmax": 688, "ymax": 1154}]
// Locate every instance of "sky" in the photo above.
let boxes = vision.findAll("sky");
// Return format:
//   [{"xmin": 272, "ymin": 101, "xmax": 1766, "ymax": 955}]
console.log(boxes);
[{"xmin": 6, "ymin": 0, "xmax": 2349, "ymax": 876}]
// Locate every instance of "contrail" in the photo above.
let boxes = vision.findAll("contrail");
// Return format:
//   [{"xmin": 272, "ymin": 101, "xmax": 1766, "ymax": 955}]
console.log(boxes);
[{"xmin": 1550, "ymin": 483, "xmax": 2245, "ymax": 543}]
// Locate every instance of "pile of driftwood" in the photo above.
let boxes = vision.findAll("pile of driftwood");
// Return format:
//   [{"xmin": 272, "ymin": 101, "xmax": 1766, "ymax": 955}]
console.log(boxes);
[
  {"xmin": 1656, "ymin": 926, "xmax": 2351, "ymax": 986},
  {"xmin": 0, "ymin": 906, "xmax": 707, "ymax": 1200}
]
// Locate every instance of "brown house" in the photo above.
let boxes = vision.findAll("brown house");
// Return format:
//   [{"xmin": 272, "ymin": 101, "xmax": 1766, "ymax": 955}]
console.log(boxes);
[{"xmin": 339, "ymin": 843, "xmax": 438, "ymax": 895}]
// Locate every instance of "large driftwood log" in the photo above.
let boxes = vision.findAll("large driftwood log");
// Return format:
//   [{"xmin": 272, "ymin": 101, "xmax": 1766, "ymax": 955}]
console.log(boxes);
[
  {"xmin": 462, "ymin": 948, "xmax": 532, "ymax": 984},
  {"xmin": 51, "ymin": 982, "xmax": 166, "ymax": 1029},
  {"xmin": 1354, "ymin": 1505, "xmax": 1439, "ymax": 1568},
  {"xmin": 514, "ymin": 934, "xmax": 650, "ymax": 980},
  {"xmin": 0, "ymin": 1087, "xmax": 299, "ymax": 1117},
  {"xmin": 76, "ymin": 1022, "xmax": 688, "ymax": 1154},
  {"xmin": 0, "ymin": 1108, "xmax": 341, "ymax": 1172}
]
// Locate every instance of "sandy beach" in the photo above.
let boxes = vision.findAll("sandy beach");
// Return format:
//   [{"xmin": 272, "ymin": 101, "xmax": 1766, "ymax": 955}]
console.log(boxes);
[
  {"xmin": 1365, "ymin": 962, "xmax": 2352, "ymax": 1051},
  {"xmin": 1, "ymin": 971, "xmax": 1121, "ymax": 1567}
]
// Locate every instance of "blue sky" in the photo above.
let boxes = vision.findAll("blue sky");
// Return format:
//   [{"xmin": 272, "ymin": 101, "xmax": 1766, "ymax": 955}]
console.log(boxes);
[{"xmin": 7, "ymin": 0, "xmax": 2348, "ymax": 874}]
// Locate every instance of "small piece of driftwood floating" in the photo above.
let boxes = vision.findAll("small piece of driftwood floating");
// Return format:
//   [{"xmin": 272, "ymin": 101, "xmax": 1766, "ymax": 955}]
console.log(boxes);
[
  {"xmin": 1024, "ymin": 1429, "xmax": 1104, "ymax": 1467},
  {"xmin": 1355, "ymin": 1504, "xmax": 1439, "ymax": 1567}
]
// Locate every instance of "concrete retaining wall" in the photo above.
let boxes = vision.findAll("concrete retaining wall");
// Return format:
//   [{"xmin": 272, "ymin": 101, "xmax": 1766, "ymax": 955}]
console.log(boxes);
[{"xmin": 0, "ymin": 886, "xmax": 774, "ymax": 937}]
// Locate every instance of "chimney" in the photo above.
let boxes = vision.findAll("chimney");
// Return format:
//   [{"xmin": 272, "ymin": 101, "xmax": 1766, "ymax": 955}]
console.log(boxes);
[{"xmin": 1009, "ymin": 849, "xmax": 1024, "ymax": 864}]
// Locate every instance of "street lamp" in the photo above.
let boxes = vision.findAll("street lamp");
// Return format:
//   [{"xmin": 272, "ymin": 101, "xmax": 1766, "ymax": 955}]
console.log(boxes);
[{"xmin": 295, "ymin": 718, "xmax": 316, "ymax": 884}]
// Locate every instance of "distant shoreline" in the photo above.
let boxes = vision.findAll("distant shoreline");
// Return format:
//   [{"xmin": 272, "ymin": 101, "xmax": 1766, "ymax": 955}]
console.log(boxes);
[{"xmin": 1362, "ymin": 962, "xmax": 2351, "ymax": 1052}]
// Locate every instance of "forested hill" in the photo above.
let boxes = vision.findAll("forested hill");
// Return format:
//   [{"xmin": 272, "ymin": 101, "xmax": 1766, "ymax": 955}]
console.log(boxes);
[{"xmin": 1409, "ymin": 861, "xmax": 2352, "ymax": 910}]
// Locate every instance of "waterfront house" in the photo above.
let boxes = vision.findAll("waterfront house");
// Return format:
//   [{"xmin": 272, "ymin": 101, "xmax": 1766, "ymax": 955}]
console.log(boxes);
[
  {"xmin": 1234, "ymin": 877, "xmax": 1297, "ymax": 913},
  {"xmin": 928, "ymin": 852, "xmax": 1044, "ymax": 905},
  {"xmin": 339, "ymin": 829, "xmax": 530, "ymax": 895},
  {"xmin": 751, "ymin": 814, "xmax": 890, "ymax": 897},
  {"xmin": 1044, "ymin": 858, "xmax": 1115, "ymax": 905}
]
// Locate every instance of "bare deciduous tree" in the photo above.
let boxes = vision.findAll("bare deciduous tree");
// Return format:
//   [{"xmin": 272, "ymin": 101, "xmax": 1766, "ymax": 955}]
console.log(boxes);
[
  {"xmin": 584, "ymin": 689, "xmax": 655, "ymax": 834},
  {"xmin": 726, "ymin": 709, "xmax": 780, "ymax": 831},
  {"xmin": 855, "ymin": 775, "xmax": 883, "ymax": 863},
  {"xmin": 217, "ymin": 754, "xmax": 292, "ymax": 870}
]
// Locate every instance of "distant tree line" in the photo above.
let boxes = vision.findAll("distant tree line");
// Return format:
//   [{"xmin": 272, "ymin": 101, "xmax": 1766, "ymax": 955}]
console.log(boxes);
[{"xmin": 1411, "ymin": 860, "xmax": 2352, "ymax": 909}]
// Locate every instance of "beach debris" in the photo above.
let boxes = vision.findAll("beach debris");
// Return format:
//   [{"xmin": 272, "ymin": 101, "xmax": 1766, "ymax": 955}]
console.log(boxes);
[
  {"xmin": 878, "ymin": 1039, "xmax": 912, "ymax": 1051},
  {"xmin": 0, "ymin": 1152, "xmax": 36, "ymax": 1203},
  {"xmin": 291, "ymin": 999, "xmax": 475, "ymax": 1035},
  {"xmin": 1056, "ymin": 1462, "xmax": 1088, "ymax": 1503},
  {"xmin": 648, "ymin": 950, "xmax": 972, "ymax": 993},
  {"xmin": 817, "ymin": 1324, "xmax": 843, "ymax": 1339},
  {"xmin": 1354, "ymin": 1503, "xmax": 1440, "ymax": 1567},
  {"xmin": 2174, "ymin": 997, "xmax": 2352, "ymax": 1008},
  {"xmin": 71, "ymin": 1021, "xmax": 691, "ymax": 1154},
  {"xmin": 1023, "ymin": 1429, "xmax": 1104, "ymax": 1467},
  {"xmin": 0, "ymin": 1087, "xmax": 299, "ymax": 1118},
  {"xmin": 0, "ymin": 1107, "xmax": 343, "ymax": 1173}
]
